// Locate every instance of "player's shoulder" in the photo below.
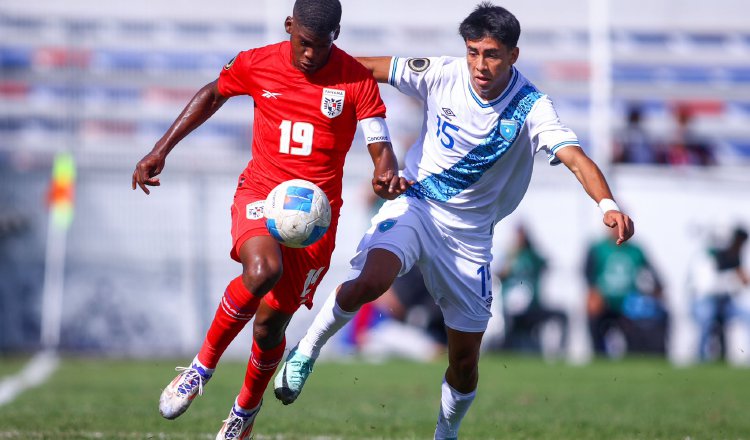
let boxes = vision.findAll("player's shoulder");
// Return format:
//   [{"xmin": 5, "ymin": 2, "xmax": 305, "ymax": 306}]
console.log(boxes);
[
  {"xmin": 398, "ymin": 55, "xmax": 461, "ymax": 74},
  {"xmin": 330, "ymin": 45, "xmax": 373, "ymax": 79}
]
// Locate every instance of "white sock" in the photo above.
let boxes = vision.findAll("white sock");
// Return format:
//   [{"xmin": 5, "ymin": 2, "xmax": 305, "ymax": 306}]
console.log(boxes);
[
  {"xmin": 297, "ymin": 288, "xmax": 357, "ymax": 359},
  {"xmin": 191, "ymin": 356, "xmax": 215, "ymax": 380},
  {"xmin": 434, "ymin": 377, "xmax": 476, "ymax": 440}
]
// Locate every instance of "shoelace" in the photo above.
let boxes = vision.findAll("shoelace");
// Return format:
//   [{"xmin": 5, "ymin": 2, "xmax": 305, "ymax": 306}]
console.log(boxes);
[
  {"xmin": 174, "ymin": 366, "xmax": 206, "ymax": 396},
  {"xmin": 286, "ymin": 358, "xmax": 313, "ymax": 387},
  {"xmin": 222, "ymin": 411, "xmax": 252, "ymax": 439}
]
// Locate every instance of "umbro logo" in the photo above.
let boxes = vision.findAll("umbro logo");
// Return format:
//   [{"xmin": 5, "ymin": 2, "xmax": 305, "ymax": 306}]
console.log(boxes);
[
  {"xmin": 262, "ymin": 90, "xmax": 282, "ymax": 99},
  {"xmin": 441, "ymin": 107, "xmax": 456, "ymax": 120}
]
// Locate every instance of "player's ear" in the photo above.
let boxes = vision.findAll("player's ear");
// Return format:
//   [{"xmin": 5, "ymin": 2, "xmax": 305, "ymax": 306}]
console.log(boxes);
[
  {"xmin": 284, "ymin": 16, "xmax": 294, "ymax": 35},
  {"xmin": 509, "ymin": 46, "xmax": 520, "ymax": 65},
  {"xmin": 332, "ymin": 25, "xmax": 340, "ymax": 41}
]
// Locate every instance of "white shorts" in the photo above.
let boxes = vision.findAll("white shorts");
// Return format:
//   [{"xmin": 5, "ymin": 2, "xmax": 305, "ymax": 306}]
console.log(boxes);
[{"xmin": 349, "ymin": 197, "xmax": 493, "ymax": 332}]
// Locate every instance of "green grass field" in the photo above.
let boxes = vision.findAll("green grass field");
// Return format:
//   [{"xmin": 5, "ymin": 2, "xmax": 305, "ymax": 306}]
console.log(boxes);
[{"xmin": 1, "ymin": 353, "xmax": 748, "ymax": 439}]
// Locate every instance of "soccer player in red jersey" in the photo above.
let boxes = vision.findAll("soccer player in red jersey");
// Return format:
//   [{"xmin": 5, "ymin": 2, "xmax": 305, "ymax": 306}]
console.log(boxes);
[{"xmin": 131, "ymin": 1, "xmax": 410, "ymax": 438}]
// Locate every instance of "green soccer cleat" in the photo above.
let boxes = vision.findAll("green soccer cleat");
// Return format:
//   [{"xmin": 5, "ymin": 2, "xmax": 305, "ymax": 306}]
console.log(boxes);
[{"xmin": 273, "ymin": 345, "xmax": 315, "ymax": 405}]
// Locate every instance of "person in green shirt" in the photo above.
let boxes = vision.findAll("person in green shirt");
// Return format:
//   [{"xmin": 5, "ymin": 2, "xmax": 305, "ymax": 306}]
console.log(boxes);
[
  {"xmin": 497, "ymin": 225, "xmax": 567, "ymax": 358},
  {"xmin": 585, "ymin": 227, "xmax": 665, "ymax": 358}
]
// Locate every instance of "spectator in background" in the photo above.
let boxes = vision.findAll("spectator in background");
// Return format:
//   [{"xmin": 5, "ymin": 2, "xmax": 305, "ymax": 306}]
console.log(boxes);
[
  {"xmin": 613, "ymin": 104, "xmax": 659, "ymax": 164},
  {"xmin": 495, "ymin": 225, "xmax": 567, "ymax": 359},
  {"xmin": 585, "ymin": 227, "xmax": 667, "ymax": 358},
  {"xmin": 688, "ymin": 226, "xmax": 750, "ymax": 362},
  {"xmin": 665, "ymin": 104, "xmax": 716, "ymax": 166}
]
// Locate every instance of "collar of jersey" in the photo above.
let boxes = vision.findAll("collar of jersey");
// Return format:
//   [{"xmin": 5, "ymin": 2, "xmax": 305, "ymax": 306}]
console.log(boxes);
[{"xmin": 467, "ymin": 66, "xmax": 518, "ymax": 109}]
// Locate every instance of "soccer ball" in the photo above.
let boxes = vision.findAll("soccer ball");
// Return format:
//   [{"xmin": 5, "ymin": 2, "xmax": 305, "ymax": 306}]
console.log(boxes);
[{"xmin": 264, "ymin": 179, "xmax": 331, "ymax": 248}]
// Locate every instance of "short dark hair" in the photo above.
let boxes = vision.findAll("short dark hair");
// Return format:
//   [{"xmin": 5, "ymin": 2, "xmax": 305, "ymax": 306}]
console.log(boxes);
[
  {"xmin": 293, "ymin": 0, "xmax": 342, "ymax": 36},
  {"xmin": 459, "ymin": 2, "xmax": 521, "ymax": 49}
]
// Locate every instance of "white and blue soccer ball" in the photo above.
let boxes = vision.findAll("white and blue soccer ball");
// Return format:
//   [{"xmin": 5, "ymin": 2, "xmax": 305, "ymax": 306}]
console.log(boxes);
[{"xmin": 264, "ymin": 179, "xmax": 331, "ymax": 248}]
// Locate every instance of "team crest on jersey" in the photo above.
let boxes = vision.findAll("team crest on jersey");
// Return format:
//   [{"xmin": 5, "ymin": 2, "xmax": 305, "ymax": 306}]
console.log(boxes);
[
  {"xmin": 321, "ymin": 88, "xmax": 345, "ymax": 118},
  {"xmin": 245, "ymin": 201, "xmax": 265, "ymax": 220},
  {"xmin": 499, "ymin": 119, "xmax": 519, "ymax": 142}
]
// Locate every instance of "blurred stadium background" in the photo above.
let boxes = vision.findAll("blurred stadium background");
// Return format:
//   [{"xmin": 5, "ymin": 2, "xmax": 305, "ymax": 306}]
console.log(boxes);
[{"xmin": 1, "ymin": 0, "xmax": 749, "ymax": 370}]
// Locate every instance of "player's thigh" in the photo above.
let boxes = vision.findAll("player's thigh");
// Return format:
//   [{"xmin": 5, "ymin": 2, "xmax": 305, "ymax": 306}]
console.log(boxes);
[
  {"xmin": 264, "ymin": 228, "xmax": 336, "ymax": 315},
  {"xmin": 349, "ymin": 197, "xmax": 424, "ymax": 277},
  {"xmin": 421, "ymin": 247, "xmax": 494, "ymax": 333}
]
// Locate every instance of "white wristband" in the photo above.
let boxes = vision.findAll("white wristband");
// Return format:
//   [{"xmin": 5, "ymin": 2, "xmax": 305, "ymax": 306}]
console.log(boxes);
[{"xmin": 598, "ymin": 198, "xmax": 620, "ymax": 215}]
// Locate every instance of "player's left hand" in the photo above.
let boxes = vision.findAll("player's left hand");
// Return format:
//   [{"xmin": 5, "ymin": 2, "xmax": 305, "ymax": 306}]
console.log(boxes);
[
  {"xmin": 604, "ymin": 210, "xmax": 634, "ymax": 245},
  {"xmin": 132, "ymin": 152, "xmax": 166, "ymax": 195},
  {"xmin": 372, "ymin": 170, "xmax": 413, "ymax": 200}
]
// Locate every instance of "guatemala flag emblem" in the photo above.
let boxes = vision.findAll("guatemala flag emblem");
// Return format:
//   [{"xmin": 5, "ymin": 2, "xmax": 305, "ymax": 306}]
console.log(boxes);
[{"xmin": 499, "ymin": 119, "xmax": 518, "ymax": 142}]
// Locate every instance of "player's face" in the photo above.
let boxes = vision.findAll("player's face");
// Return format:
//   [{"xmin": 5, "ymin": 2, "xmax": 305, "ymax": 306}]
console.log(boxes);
[
  {"xmin": 285, "ymin": 17, "xmax": 340, "ymax": 75},
  {"xmin": 465, "ymin": 36, "xmax": 519, "ymax": 101}
]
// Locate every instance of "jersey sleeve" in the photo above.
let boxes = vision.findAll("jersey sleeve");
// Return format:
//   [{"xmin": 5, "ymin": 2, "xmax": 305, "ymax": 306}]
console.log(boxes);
[
  {"xmin": 526, "ymin": 95, "xmax": 580, "ymax": 165},
  {"xmin": 352, "ymin": 72, "xmax": 387, "ymax": 121},
  {"xmin": 387, "ymin": 56, "xmax": 445, "ymax": 101},
  {"xmin": 217, "ymin": 50, "xmax": 256, "ymax": 98}
]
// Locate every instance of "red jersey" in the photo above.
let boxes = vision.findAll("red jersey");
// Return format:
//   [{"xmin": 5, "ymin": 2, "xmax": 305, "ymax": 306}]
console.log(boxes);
[{"xmin": 218, "ymin": 41, "xmax": 386, "ymax": 218}]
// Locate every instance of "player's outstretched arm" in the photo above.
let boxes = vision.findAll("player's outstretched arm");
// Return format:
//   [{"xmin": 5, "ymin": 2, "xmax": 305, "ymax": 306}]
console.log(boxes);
[
  {"xmin": 356, "ymin": 57, "xmax": 393, "ymax": 83},
  {"xmin": 556, "ymin": 146, "xmax": 634, "ymax": 245},
  {"xmin": 367, "ymin": 141, "xmax": 412, "ymax": 200},
  {"xmin": 132, "ymin": 80, "xmax": 228, "ymax": 194}
]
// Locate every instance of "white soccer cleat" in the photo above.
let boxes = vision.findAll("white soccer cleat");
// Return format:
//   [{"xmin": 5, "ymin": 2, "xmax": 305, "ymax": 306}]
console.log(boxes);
[
  {"xmin": 273, "ymin": 345, "xmax": 315, "ymax": 405},
  {"xmin": 158, "ymin": 364, "xmax": 211, "ymax": 420},
  {"xmin": 216, "ymin": 400, "xmax": 262, "ymax": 440}
]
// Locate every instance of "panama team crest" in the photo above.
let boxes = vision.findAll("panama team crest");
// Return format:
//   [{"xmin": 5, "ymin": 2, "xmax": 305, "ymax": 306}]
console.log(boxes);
[
  {"xmin": 321, "ymin": 88, "xmax": 345, "ymax": 118},
  {"xmin": 499, "ymin": 119, "xmax": 519, "ymax": 142}
]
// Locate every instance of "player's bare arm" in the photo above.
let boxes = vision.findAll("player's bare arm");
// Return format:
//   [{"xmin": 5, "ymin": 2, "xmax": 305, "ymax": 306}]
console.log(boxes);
[
  {"xmin": 356, "ymin": 57, "xmax": 393, "ymax": 83},
  {"xmin": 132, "ymin": 80, "xmax": 228, "ymax": 194},
  {"xmin": 556, "ymin": 146, "xmax": 634, "ymax": 245},
  {"xmin": 367, "ymin": 141, "xmax": 411, "ymax": 200}
]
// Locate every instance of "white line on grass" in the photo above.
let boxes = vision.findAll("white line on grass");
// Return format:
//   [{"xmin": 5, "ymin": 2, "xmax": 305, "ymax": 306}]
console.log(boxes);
[{"xmin": 0, "ymin": 350, "xmax": 59, "ymax": 406}]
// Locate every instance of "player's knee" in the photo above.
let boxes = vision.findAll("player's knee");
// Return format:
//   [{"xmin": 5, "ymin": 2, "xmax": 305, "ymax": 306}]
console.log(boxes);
[
  {"xmin": 252, "ymin": 317, "xmax": 286, "ymax": 348},
  {"xmin": 241, "ymin": 256, "xmax": 283, "ymax": 295},
  {"xmin": 450, "ymin": 352, "xmax": 479, "ymax": 380}
]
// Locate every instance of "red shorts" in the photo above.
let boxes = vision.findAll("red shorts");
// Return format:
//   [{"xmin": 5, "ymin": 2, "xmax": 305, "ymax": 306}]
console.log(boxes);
[{"xmin": 230, "ymin": 184, "xmax": 337, "ymax": 314}]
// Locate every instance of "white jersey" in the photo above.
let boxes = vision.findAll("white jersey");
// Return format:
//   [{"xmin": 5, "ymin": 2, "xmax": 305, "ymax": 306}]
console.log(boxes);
[{"xmin": 388, "ymin": 56, "xmax": 579, "ymax": 258}]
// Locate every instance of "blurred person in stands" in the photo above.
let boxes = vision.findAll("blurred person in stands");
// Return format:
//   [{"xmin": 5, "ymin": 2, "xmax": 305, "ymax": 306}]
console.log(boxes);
[
  {"xmin": 131, "ymin": 1, "xmax": 410, "ymax": 438},
  {"xmin": 495, "ymin": 224, "xmax": 567, "ymax": 359},
  {"xmin": 665, "ymin": 104, "xmax": 716, "ymax": 166},
  {"xmin": 274, "ymin": 4, "xmax": 634, "ymax": 439},
  {"xmin": 585, "ymin": 226, "xmax": 667, "ymax": 358},
  {"xmin": 613, "ymin": 103, "xmax": 659, "ymax": 164},
  {"xmin": 688, "ymin": 226, "xmax": 750, "ymax": 363}
]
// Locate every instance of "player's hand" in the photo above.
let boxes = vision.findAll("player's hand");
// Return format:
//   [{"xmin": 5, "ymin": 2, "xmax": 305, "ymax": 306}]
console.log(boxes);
[
  {"xmin": 132, "ymin": 152, "xmax": 166, "ymax": 195},
  {"xmin": 603, "ymin": 210, "xmax": 634, "ymax": 245},
  {"xmin": 372, "ymin": 170, "xmax": 413, "ymax": 200}
]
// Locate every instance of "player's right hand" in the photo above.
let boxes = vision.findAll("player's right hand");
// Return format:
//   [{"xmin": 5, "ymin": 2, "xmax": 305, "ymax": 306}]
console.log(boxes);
[
  {"xmin": 132, "ymin": 152, "xmax": 166, "ymax": 195},
  {"xmin": 372, "ymin": 170, "xmax": 413, "ymax": 200}
]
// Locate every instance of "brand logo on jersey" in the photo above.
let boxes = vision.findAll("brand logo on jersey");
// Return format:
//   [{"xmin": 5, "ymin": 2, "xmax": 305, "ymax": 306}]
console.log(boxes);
[
  {"xmin": 321, "ymin": 88, "xmax": 345, "ymax": 118},
  {"xmin": 407, "ymin": 58, "xmax": 430, "ymax": 72},
  {"xmin": 246, "ymin": 201, "xmax": 265, "ymax": 220},
  {"xmin": 441, "ymin": 107, "xmax": 456, "ymax": 121},
  {"xmin": 499, "ymin": 119, "xmax": 519, "ymax": 142},
  {"xmin": 377, "ymin": 219, "xmax": 397, "ymax": 233},
  {"xmin": 223, "ymin": 56, "xmax": 236, "ymax": 70},
  {"xmin": 262, "ymin": 90, "xmax": 282, "ymax": 99}
]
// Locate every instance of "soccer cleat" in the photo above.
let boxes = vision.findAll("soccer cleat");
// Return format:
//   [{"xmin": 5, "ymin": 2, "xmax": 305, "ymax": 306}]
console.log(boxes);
[
  {"xmin": 159, "ymin": 364, "xmax": 211, "ymax": 420},
  {"xmin": 216, "ymin": 400, "xmax": 261, "ymax": 440},
  {"xmin": 273, "ymin": 345, "xmax": 315, "ymax": 405}
]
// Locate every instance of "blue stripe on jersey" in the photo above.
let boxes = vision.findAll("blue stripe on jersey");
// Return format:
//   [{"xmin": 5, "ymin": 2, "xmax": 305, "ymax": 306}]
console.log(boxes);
[
  {"xmin": 389, "ymin": 57, "xmax": 399, "ymax": 86},
  {"xmin": 551, "ymin": 140, "xmax": 579, "ymax": 152},
  {"xmin": 468, "ymin": 67, "xmax": 518, "ymax": 108},
  {"xmin": 406, "ymin": 84, "xmax": 543, "ymax": 202}
]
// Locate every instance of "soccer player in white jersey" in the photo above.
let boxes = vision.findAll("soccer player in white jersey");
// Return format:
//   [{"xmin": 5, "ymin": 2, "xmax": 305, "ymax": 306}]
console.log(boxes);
[{"xmin": 274, "ymin": 3, "xmax": 634, "ymax": 438}]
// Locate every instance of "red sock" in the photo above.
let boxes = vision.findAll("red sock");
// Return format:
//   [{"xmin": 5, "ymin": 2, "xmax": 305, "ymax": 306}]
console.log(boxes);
[
  {"xmin": 197, "ymin": 276, "xmax": 260, "ymax": 369},
  {"xmin": 237, "ymin": 337, "xmax": 286, "ymax": 409}
]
